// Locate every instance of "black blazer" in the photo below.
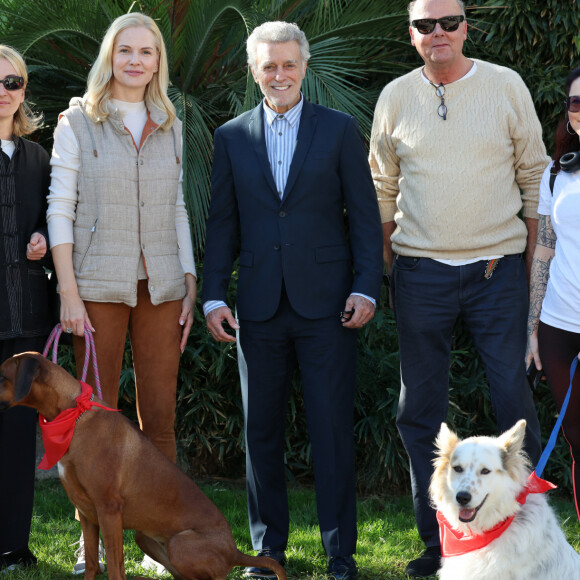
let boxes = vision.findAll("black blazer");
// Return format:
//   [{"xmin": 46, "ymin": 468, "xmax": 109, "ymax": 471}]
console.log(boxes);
[{"xmin": 203, "ymin": 99, "xmax": 383, "ymax": 321}]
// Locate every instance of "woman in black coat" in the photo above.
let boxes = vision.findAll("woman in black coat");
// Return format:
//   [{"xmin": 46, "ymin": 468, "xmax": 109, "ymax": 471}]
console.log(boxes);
[{"xmin": 0, "ymin": 45, "xmax": 52, "ymax": 572}]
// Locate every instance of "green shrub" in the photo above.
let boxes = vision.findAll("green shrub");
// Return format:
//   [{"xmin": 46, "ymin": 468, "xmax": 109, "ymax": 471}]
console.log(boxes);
[
  {"xmin": 468, "ymin": 0, "xmax": 580, "ymax": 150},
  {"xmin": 57, "ymin": 272, "xmax": 573, "ymax": 498}
]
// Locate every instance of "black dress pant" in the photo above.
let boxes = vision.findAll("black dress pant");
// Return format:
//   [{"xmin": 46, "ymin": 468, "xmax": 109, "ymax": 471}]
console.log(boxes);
[
  {"xmin": 237, "ymin": 288, "xmax": 359, "ymax": 557},
  {"xmin": 0, "ymin": 335, "xmax": 46, "ymax": 553}
]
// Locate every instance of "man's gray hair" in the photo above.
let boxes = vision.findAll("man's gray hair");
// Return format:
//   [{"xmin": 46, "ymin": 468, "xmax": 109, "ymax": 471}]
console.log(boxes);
[
  {"xmin": 408, "ymin": 0, "xmax": 466, "ymax": 23},
  {"xmin": 247, "ymin": 21, "xmax": 310, "ymax": 69}
]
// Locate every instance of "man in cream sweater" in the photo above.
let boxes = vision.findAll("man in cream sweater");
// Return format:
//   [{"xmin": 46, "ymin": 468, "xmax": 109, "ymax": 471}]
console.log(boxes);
[{"xmin": 369, "ymin": 0, "xmax": 550, "ymax": 576}]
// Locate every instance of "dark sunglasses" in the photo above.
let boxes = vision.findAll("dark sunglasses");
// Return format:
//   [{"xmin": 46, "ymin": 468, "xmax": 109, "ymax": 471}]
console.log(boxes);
[
  {"xmin": 0, "ymin": 75, "xmax": 24, "ymax": 91},
  {"xmin": 566, "ymin": 96, "xmax": 580, "ymax": 113},
  {"xmin": 411, "ymin": 15, "xmax": 465, "ymax": 35}
]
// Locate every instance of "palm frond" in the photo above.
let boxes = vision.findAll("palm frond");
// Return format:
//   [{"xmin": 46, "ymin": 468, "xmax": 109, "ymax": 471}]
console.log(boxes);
[
  {"xmin": 169, "ymin": 87, "xmax": 214, "ymax": 252},
  {"xmin": 0, "ymin": 0, "xmax": 422, "ymax": 253},
  {"xmin": 170, "ymin": 0, "xmax": 257, "ymax": 93}
]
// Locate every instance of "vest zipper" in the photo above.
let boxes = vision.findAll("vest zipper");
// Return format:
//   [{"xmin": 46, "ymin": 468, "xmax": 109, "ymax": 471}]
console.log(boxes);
[{"xmin": 79, "ymin": 218, "xmax": 98, "ymax": 272}]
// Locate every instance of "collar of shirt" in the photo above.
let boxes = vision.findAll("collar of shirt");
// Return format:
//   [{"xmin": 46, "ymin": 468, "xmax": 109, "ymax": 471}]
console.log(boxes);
[
  {"xmin": 0, "ymin": 139, "xmax": 15, "ymax": 160},
  {"xmin": 420, "ymin": 61, "xmax": 478, "ymax": 87},
  {"xmin": 262, "ymin": 93, "xmax": 304, "ymax": 128}
]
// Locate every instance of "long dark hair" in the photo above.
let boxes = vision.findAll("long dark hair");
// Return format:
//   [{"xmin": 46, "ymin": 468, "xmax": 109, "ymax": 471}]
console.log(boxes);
[{"xmin": 553, "ymin": 66, "xmax": 580, "ymax": 172}]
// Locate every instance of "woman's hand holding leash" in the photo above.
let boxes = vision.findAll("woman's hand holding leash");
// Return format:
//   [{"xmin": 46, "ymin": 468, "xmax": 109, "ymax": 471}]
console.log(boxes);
[{"xmin": 60, "ymin": 291, "xmax": 94, "ymax": 336}]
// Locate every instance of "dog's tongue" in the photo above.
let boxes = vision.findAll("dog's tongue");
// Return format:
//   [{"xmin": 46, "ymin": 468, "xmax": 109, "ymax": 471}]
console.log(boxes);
[{"xmin": 459, "ymin": 508, "xmax": 476, "ymax": 522}]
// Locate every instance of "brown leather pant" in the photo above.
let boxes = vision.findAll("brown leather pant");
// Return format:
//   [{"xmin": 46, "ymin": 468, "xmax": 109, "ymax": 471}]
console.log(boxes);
[{"xmin": 73, "ymin": 280, "xmax": 182, "ymax": 462}]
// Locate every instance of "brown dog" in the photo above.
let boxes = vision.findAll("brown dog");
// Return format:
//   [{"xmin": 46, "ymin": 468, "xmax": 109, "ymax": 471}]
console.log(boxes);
[{"xmin": 0, "ymin": 352, "xmax": 286, "ymax": 580}]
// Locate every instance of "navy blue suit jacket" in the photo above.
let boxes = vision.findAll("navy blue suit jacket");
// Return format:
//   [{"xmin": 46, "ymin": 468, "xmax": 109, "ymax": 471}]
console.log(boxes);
[{"xmin": 203, "ymin": 99, "xmax": 383, "ymax": 321}]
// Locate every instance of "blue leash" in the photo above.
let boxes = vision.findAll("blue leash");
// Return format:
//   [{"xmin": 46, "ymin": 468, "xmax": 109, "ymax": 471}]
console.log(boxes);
[{"xmin": 535, "ymin": 357, "xmax": 579, "ymax": 478}]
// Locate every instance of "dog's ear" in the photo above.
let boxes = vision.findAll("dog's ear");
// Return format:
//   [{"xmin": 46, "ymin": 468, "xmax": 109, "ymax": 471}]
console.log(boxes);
[
  {"xmin": 430, "ymin": 423, "xmax": 459, "ymax": 505},
  {"xmin": 498, "ymin": 420, "xmax": 527, "ymax": 455},
  {"xmin": 432, "ymin": 423, "xmax": 459, "ymax": 471},
  {"xmin": 499, "ymin": 420, "xmax": 530, "ymax": 476},
  {"xmin": 13, "ymin": 354, "xmax": 41, "ymax": 402},
  {"xmin": 434, "ymin": 423, "xmax": 459, "ymax": 455}
]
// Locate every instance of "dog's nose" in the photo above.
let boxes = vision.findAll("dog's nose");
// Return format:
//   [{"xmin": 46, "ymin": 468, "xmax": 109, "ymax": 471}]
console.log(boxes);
[{"xmin": 456, "ymin": 491, "xmax": 471, "ymax": 506}]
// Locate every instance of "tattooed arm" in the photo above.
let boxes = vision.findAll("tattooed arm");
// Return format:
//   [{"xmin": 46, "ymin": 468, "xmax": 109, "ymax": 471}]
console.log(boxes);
[
  {"xmin": 526, "ymin": 214, "xmax": 556, "ymax": 369},
  {"xmin": 524, "ymin": 217, "xmax": 538, "ymax": 281}
]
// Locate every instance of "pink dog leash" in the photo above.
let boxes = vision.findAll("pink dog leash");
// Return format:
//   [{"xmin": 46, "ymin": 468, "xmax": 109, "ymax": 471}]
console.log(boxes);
[{"xmin": 43, "ymin": 323, "xmax": 102, "ymax": 399}]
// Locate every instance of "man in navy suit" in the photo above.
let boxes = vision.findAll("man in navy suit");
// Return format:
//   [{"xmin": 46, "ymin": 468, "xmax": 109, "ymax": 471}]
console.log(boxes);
[{"xmin": 203, "ymin": 21, "xmax": 383, "ymax": 580}]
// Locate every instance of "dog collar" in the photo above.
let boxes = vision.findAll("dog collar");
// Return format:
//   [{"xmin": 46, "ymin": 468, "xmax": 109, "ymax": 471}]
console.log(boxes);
[
  {"xmin": 38, "ymin": 381, "xmax": 118, "ymax": 470},
  {"xmin": 437, "ymin": 471, "xmax": 557, "ymax": 557}
]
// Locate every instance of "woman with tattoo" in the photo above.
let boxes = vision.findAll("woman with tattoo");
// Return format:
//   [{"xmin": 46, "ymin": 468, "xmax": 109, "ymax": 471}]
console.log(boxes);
[{"xmin": 526, "ymin": 65, "xmax": 580, "ymax": 524}]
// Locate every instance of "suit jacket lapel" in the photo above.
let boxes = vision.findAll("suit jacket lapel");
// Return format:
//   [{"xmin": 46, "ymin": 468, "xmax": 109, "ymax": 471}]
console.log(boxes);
[
  {"xmin": 283, "ymin": 99, "xmax": 317, "ymax": 202},
  {"xmin": 248, "ymin": 103, "xmax": 278, "ymax": 197}
]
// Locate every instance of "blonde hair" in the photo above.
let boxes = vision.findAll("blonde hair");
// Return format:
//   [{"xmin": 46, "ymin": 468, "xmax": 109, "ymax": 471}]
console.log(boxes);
[
  {"xmin": 0, "ymin": 45, "xmax": 43, "ymax": 137},
  {"xmin": 84, "ymin": 13, "xmax": 175, "ymax": 130}
]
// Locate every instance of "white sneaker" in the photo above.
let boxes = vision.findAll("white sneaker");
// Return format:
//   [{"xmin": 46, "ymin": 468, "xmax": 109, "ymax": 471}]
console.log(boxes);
[
  {"xmin": 141, "ymin": 553, "xmax": 167, "ymax": 574},
  {"xmin": 71, "ymin": 533, "xmax": 106, "ymax": 575}
]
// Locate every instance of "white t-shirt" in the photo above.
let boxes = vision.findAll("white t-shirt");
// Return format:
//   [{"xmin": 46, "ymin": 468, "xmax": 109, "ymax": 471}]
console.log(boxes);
[{"xmin": 538, "ymin": 162, "xmax": 580, "ymax": 332}]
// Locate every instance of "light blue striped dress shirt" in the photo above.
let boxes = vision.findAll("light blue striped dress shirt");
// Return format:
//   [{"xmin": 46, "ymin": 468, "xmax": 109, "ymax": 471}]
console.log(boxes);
[{"xmin": 263, "ymin": 97, "xmax": 303, "ymax": 198}]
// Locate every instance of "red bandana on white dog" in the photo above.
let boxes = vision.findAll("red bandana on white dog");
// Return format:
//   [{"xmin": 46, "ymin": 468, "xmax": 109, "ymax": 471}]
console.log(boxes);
[
  {"xmin": 437, "ymin": 471, "xmax": 557, "ymax": 557},
  {"xmin": 38, "ymin": 381, "xmax": 118, "ymax": 470}
]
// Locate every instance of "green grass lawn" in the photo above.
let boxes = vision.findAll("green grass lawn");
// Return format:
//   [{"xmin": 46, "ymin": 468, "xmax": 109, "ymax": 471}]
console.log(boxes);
[{"xmin": 3, "ymin": 478, "xmax": 580, "ymax": 579}]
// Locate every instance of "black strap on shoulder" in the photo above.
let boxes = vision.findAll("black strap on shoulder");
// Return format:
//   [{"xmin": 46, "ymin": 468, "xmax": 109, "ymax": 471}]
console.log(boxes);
[{"xmin": 549, "ymin": 171, "xmax": 557, "ymax": 196}]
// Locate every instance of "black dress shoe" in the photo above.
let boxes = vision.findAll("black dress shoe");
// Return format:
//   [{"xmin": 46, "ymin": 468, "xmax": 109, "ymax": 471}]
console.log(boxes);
[
  {"xmin": 244, "ymin": 549, "xmax": 286, "ymax": 579},
  {"xmin": 327, "ymin": 555, "xmax": 358, "ymax": 580},
  {"xmin": 405, "ymin": 545, "xmax": 441, "ymax": 577},
  {"xmin": 0, "ymin": 547, "xmax": 37, "ymax": 573}
]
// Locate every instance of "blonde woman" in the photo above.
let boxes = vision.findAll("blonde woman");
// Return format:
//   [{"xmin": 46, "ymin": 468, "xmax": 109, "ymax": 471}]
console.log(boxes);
[
  {"xmin": 47, "ymin": 13, "xmax": 196, "ymax": 575},
  {"xmin": 0, "ymin": 45, "xmax": 51, "ymax": 573}
]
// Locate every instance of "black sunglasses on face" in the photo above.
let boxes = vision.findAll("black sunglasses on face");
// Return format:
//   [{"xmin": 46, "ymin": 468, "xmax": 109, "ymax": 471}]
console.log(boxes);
[
  {"xmin": 566, "ymin": 96, "xmax": 580, "ymax": 113},
  {"xmin": 411, "ymin": 15, "xmax": 465, "ymax": 35},
  {"xmin": 0, "ymin": 76, "xmax": 24, "ymax": 91}
]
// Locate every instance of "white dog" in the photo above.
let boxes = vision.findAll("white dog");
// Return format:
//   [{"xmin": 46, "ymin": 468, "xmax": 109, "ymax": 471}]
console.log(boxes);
[{"xmin": 429, "ymin": 420, "xmax": 580, "ymax": 579}]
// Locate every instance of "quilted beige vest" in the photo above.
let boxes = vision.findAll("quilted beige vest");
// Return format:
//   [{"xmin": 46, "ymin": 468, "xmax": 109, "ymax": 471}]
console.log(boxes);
[{"xmin": 62, "ymin": 97, "xmax": 185, "ymax": 306}]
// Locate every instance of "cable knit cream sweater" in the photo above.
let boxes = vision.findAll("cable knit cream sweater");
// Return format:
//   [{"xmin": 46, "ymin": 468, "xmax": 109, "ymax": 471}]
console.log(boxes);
[{"xmin": 369, "ymin": 59, "xmax": 550, "ymax": 259}]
